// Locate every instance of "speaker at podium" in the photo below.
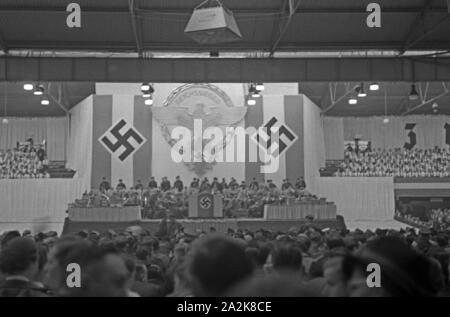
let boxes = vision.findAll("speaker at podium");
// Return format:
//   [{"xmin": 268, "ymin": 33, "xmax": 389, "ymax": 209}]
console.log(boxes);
[{"xmin": 188, "ymin": 192, "xmax": 223, "ymax": 218}]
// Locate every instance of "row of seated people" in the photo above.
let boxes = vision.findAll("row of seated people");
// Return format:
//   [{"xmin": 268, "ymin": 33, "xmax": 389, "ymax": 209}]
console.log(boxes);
[
  {"xmin": 335, "ymin": 147, "xmax": 450, "ymax": 177},
  {"xmin": 72, "ymin": 177, "xmax": 320, "ymax": 219},
  {"xmin": 99, "ymin": 176, "xmax": 307, "ymax": 193},
  {"xmin": 396, "ymin": 208, "xmax": 450, "ymax": 231},
  {"xmin": 0, "ymin": 141, "xmax": 49, "ymax": 179},
  {"xmin": 0, "ymin": 221, "xmax": 449, "ymax": 297}
]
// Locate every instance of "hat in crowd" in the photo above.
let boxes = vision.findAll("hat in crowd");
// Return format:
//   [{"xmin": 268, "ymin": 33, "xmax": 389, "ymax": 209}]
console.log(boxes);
[
  {"xmin": 0, "ymin": 237, "xmax": 38, "ymax": 274},
  {"xmin": 22, "ymin": 230, "xmax": 32, "ymax": 237},
  {"xmin": 78, "ymin": 230, "xmax": 89, "ymax": 238},
  {"xmin": 45, "ymin": 231, "xmax": 58, "ymax": 238}
]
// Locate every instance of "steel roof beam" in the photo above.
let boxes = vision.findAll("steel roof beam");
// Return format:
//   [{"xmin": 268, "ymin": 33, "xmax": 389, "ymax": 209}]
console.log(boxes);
[{"xmin": 1, "ymin": 56, "xmax": 450, "ymax": 83}]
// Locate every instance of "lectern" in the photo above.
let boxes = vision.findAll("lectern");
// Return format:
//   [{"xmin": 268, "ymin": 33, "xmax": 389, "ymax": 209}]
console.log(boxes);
[{"xmin": 188, "ymin": 192, "xmax": 223, "ymax": 218}]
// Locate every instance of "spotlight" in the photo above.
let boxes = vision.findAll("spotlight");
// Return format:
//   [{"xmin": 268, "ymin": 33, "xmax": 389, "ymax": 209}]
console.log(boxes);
[
  {"xmin": 144, "ymin": 98, "xmax": 153, "ymax": 106},
  {"xmin": 141, "ymin": 83, "xmax": 150, "ymax": 92},
  {"xmin": 142, "ymin": 93, "xmax": 151, "ymax": 98},
  {"xmin": 255, "ymin": 83, "xmax": 264, "ymax": 91},
  {"xmin": 23, "ymin": 83, "xmax": 33, "ymax": 91},
  {"xmin": 2, "ymin": 118, "xmax": 8, "ymax": 125},
  {"xmin": 432, "ymin": 102, "xmax": 438, "ymax": 109},
  {"xmin": 383, "ymin": 117, "xmax": 389, "ymax": 124},
  {"xmin": 369, "ymin": 83, "xmax": 379, "ymax": 91},
  {"xmin": 357, "ymin": 83, "xmax": 367, "ymax": 97},
  {"xmin": 41, "ymin": 97, "xmax": 50, "ymax": 106},
  {"xmin": 409, "ymin": 84, "xmax": 418, "ymax": 101},
  {"xmin": 348, "ymin": 97, "xmax": 358, "ymax": 105},
  {"xmin": 247, "ymin": 99, "xmax": 256, "ymax": 106},
  {"xmin": 33, "ymin": 85, "xmax": 44, "ymax": 96}
]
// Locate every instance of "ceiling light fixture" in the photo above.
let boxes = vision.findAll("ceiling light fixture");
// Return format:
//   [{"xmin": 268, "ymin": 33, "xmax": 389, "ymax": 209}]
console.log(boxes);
[
  {"xmin": 369, "ymin": 82, "xmax": 379, "ymax": 91},
  {"xmin": 409, "ymin": 84, "xmax": 419, "ymax": 101},
  {"xmin": 141, "ymin": 83, "xmax": 150, "ymax": 92},
  {"xmin": 348, "ymin": 97, "xmax": 358, "ymax": 105},
  {"xmin": 357, "ymin": 83, "xmax": 367, "ymax": 97},
  {"xmin": 41, "ymin": 97, "xmax": 50, "ymax": 106},
  {"xmin": 23, "ymin": 83, "xmax": 34, "ymax": 91},
  {"xmin": 33, "ymin": 85, "xmax": 44, "ymax": 96}
]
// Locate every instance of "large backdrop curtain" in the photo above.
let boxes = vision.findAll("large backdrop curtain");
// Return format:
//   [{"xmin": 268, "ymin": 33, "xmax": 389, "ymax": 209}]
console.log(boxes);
[
  {"xmin": 315, "ymin": 177, "xmax": 395, "ymax": 221},
  {"xmin": 67, "ymin": 96, "xmax": 93, "ymax": 190},
  {"xmin": 322, "ymin": 117, "xmax": 344, "ymax": 160},
  {"xmin": 0, "ymin": 117, "xmax": 67, "ymax": 160},
  {"xmin": 302, "ymin": 95, "xmax": 326, "ymax": 193}
]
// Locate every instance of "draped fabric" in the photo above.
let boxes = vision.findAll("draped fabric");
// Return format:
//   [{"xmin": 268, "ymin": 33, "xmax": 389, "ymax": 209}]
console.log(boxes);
[
  {"xmin": 322, "ymin": 117, "xmax": 344, "ymax": 160},
  {"xmin": 342, "ymin": 115, "xmax": 450, "ymax": 149},
  {"xmin": 315, "ymin": 177, "xmax": 395, "ymax": 221},
  {"xmin": 0, "ymin": 179, "xmax": 86, "ymax": 223},
  {"xmin": 67, "ymin": 96, "xmax": 93, "ymax": 190},
  {"xmin": 303, "ymin": 95, "xmax": 326, "ymax": 193},
  {"xmin": 0, "ymin": 117, "xmax": 67, "ymax": 160}
]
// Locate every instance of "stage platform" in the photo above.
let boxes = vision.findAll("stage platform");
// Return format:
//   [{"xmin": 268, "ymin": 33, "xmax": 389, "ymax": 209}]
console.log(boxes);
[{"xmin": 62, "ymin": 217, "xmax": 346, "ymax": 235}]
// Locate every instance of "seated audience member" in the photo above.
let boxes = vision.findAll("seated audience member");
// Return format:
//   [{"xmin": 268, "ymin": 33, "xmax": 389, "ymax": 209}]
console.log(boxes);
[
  {"xmin": 187, "ymin": 234, "xmax": 254, "ymax": 296},
  {"xmin": 0, "ymin": 142, "xmax": 48, "ymax": 179},
  {"xmin": 337, "ymin": 147, "xmax": 450, "ymax": 178},
  {"xmin": 0, "ymin": 237, "xmax": 48, "ymax": 297}
]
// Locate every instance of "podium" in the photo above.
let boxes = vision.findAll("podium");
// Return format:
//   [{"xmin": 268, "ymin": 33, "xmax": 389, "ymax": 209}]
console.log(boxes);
[{"xmin": 188, "ymin": 192, "xmax": 223, "ymax": 218}]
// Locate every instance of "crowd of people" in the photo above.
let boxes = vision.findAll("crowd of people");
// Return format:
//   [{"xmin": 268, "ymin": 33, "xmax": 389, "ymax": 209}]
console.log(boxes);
[
  {"xmin": 396, "ymin": 208, "xmax": 450, "ymax": 231},
  {"xmin": 0, "ymin": 141, "xmax": 49, "ymax": 179},
  {"xmin": 0, "ymin": 221, "xmax": 449, "ymax": 297},
  {"xmin": 335, "ymin": 147, "xmax": 450, "ymax": 177},
  {"xmin": 78, "ymin": 176, "xmax": 316, "ymax": 219}
]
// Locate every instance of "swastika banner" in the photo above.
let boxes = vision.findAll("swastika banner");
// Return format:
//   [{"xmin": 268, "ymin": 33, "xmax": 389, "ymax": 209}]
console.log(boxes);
[{"xmin": 91, "ymin": 95, "xmax": 153, "ymax": 189}]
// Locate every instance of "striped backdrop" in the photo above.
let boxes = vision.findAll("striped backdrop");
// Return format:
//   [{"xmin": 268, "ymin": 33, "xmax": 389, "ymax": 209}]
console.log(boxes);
[
  {"xmin": 89, "ymin": 94, "xmax": 308, "ymax": 188},
  {"xmin": 246, "ymin": 95, "xmax": 305, "ymax": 184},
  {"xmin": 91, "ymin": 95, "xmax": 152, "ymax": 189}
]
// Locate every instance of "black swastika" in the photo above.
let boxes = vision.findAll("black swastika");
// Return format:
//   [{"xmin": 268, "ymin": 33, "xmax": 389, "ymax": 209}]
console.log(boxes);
[
  {"xmin": 256, "ymin": 117, "xmax": 297, "ymax": 156},
  {"xmin": 101, "ymin": 119, "xmax": 144, "ymax": 161}
]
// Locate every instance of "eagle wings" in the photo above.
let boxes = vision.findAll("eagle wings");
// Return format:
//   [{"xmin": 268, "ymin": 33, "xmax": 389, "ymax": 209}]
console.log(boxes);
[{"xmin": 152, "ymin": 104, "xmax": 247, "ymax": 131}]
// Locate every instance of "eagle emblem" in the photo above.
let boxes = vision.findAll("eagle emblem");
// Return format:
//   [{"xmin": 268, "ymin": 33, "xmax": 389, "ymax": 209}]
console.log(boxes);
[{"xmin": 152, "ymin": 84, "xmax": 247, "ymax": 176}]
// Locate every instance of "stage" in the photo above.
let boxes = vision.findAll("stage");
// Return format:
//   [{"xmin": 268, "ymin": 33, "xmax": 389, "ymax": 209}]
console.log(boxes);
[{"xmin": 61, "ymin": 216, "xmax": 346, "ymax": 235}]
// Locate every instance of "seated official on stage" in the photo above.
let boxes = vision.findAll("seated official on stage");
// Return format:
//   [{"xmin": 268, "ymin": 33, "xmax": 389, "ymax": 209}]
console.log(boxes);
[
  {"xmin": 335, "ymin": 147, "xmax": 450, "ymax": 177},
  {"xmin": 83, "ymin": 176, "xmax": 327, "ymax": 220}
]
